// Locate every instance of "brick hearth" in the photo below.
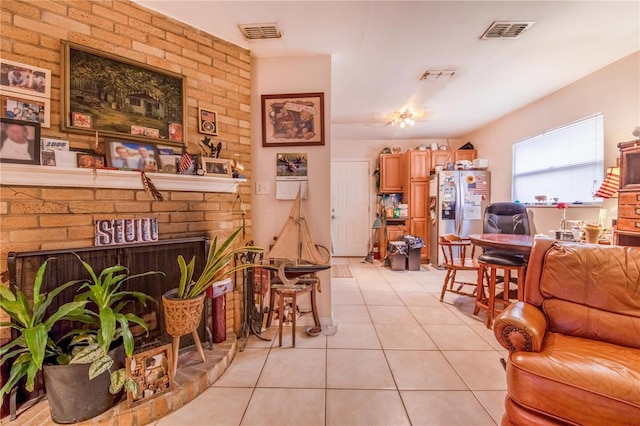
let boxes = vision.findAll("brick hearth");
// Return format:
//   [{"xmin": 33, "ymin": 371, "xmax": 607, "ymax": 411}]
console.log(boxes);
[{"xmin": 1, "ymin": 334, "xmax": 237, "ymax": 426}]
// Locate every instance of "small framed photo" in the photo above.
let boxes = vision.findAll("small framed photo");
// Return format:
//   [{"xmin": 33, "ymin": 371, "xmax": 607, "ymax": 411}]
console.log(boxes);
[
  {"xmin": 1, "ymin": 92, "xmax": 51, "ymax": 128},
  {"xmin": 105, "ymin": 139, "xmax": 158, "ymax": 172},
  {"xmin": 71, "ymin": 112, "xmax": 93, "ymax": 129},
  {"xmin": 198, "ymin": 108, "xmax": 218, "ymax": 136},
  {"xmin": 77, "ymin": 151, "xmax": 105, "ymax": 169},
  {"xmin": 126, "ymin": 344, "xmax": 173, "ymax": 407},
  {"xmin": 0, "ymin": 117, "xmax": 40, "ymax": 164},
  {"xmin": 0, "ymin": 58, "xmax": 51, "ymax": 98},
  {"xmin": 201, "ymin": 157, "xmax": 231, "ymax": 177},
  {"xmin": 40, "ymin": 150, "xmax": 56, "ymax": 166}
]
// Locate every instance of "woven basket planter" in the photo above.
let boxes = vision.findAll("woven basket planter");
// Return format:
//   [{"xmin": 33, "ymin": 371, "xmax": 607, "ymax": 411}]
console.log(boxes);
[{"xmin": 162, "ymin": 290, "xmax": 205, "ymax": 337}]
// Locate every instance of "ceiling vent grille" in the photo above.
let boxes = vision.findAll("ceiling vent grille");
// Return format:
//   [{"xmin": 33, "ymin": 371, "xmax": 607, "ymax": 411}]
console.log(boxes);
[
  {"xmin": 238, "ymin": 23, "xmax": 282, "ymax": 40},
  {"xmin": 480, "ymin": 21, "xmax": 535, "ymax": 39}
]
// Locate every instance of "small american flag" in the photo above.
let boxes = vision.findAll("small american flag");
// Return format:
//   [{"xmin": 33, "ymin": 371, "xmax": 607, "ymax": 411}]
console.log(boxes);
[
  {"xmin": 179, "ymin": 151, "xmax": 192, "ymax": 173},
  {"xmin": 474, "ymin": 180, "xmax": 489, "ymax": 196}
]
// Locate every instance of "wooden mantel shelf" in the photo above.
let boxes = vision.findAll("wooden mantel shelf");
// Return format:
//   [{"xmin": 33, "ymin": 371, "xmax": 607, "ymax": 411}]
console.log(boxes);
[{"xmin": 0, "ymin": 163, "xmax": 245, "ymax": 193}]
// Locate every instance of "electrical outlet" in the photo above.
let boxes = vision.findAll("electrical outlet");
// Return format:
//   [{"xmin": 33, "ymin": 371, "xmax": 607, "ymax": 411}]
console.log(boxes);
[{"xmin": 256, "ymin": 182, "xmax": 269, "ymax": 195}]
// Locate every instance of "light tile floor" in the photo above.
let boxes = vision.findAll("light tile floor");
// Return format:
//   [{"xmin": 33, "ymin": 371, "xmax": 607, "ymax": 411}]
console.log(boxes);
[{"xmin": 156, "ymin": 258, "xmax": 506, "ymax": 426}]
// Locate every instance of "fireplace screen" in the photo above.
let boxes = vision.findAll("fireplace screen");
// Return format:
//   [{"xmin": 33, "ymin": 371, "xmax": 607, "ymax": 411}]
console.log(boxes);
[{"xmin": 4, "ymin": 237, "xmax": 208, "ymax": 411}]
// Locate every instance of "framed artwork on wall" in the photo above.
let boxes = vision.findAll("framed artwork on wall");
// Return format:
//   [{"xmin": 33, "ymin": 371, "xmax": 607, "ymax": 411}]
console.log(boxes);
[
  {"xmin": 62, "ymin": 42, "xmax": 186, "ymax": 146},
  {"xmin": 0, "ymin": 58, "xmax": 51, "ymax": 98},
  {"xmin": 0, "ymin": 117, "xmax": 41, "ymax": 164},
  {"xmin": 1, "ymin": 92, "xmax": 51, "ymax": 128},
  {"xmin": 198, "ymin": 108, "xmax": 218, "ymax": 136},
  {"xmin": 261, "ymin": 92, "xmax": 325, "ymax": 147}
]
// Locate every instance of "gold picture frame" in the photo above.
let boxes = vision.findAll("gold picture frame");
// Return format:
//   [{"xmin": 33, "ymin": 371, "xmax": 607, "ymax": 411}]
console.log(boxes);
[{"xmin": 62, "ymin": 42, "xmax": 186, "ymax": 146}]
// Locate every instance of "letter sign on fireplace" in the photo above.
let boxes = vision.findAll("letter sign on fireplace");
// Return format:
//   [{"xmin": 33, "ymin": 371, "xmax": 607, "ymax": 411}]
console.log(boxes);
[{"xmin": 95, "ymin": 218, "xmax": 158, "ymax": 246}]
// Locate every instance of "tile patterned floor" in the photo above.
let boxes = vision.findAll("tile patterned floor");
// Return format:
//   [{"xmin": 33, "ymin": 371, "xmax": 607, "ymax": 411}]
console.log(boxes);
[{"xmin": 155, "ymin": 259, "xmax": 506, "ymax": 426}]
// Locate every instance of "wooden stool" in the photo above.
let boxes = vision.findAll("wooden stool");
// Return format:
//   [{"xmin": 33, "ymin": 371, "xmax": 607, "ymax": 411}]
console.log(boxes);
[
  {"xmin": 267, "ymin": 277, "xmax": 320, "ymax": 347},
  {"xmin": 475, "ymin": 252, "xmax": 526, "ymax": 329}
]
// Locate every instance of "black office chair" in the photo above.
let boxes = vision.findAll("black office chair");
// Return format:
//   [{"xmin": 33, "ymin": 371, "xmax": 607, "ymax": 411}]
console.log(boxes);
[{"xmin": 483, "ymin": 202, "xmax": 531, "ymax": 235}]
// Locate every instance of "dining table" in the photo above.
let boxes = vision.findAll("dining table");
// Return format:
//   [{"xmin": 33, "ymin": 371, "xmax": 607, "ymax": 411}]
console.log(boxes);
[
  {"xmin": 469, "ymin": 233, "xmax": 535, "ymax": 303},
  {"xmin": 468, "ymin": 233, "xmax": 535, "ymax": 256}
]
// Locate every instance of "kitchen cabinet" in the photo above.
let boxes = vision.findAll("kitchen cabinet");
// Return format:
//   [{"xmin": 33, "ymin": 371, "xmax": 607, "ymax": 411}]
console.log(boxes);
[
  {"xmin": 454, "ymin": 149, "xmax": 478, "ymax": 163},
  {"xmin": 379, "ymin": 154, "xmax": 404, "ymax": 193},
  {"xmin": 617, "ymin": 140, "xmax": 640, "ymax": 247},
  {"xmin": 430, "ymin": 150, "xmax": 478, "ymax": 170},
  {"xmin": 403, "ymin": 153, "xmax": 430, "ymax": 261},
  {"xmin": 405, "ymin": 150, "xmax": 430, "ymax": 181},
  {"xmin": 430, "ymin": 150, "xmax": 453, "ymax": 170}
]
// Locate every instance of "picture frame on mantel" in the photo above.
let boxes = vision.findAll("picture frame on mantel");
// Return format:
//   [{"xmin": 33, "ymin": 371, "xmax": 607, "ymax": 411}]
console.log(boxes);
[
  {"xmin": 61, "ymin": 42, "xmax": 186, "ymax": 146},
  {"xmin": 0, "ymin": 117, "xmax": 41, "ymax": 165},
  {"xmin": 261, "ymin": 92, "xmax": 325, "ymax": 147}
]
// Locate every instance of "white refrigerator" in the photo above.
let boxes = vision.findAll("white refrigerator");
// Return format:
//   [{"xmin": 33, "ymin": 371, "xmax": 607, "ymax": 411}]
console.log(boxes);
[{"xmin": 429, "ymin": 170, "xmax": 491, "ymax": 268}]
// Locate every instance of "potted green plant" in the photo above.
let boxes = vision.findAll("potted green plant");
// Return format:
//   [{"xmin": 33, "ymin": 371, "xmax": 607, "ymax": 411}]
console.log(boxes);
[
  {"xmin": 41, "ymin": 256, "xmax": 160, "ymax": 423},
  {"xmin": 0, "ymin": 260, "xmax": 86, "ymax": 403},
  {"xmin": 162, "ymin": 227, "xmax": 265, "ymax": 372}
]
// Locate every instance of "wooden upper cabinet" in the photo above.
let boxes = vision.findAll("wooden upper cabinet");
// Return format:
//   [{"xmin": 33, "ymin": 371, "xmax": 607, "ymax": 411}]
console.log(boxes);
[
  {"xmin": 454, "ymin": 149, "xmax": 478, "ymax": 163},
  {"xmin": 430, "ymin": 150, "xmax": 453, "ymax": 170},
  {"xmin": 405, "ymin": 150, "xmax": 430, "ymax": 181},
  {"xmin": 380, "ymin": 154, "xmax": 404, "ymax": 193}
]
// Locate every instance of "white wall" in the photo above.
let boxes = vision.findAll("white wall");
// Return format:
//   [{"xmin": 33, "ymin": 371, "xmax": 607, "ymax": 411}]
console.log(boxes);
[
  {"xmin": 251, "ymin": 55, "xmax": 333, "ymax": 321},
  {"xmin": 461, "ymin": 51, "xmax": 640, "ymax": 234}
]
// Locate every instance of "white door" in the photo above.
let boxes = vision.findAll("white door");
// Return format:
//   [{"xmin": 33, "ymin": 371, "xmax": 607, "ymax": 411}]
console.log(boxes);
[{"xmin": 331, "ymin": 160, "xmax": 370, "ymax": 256}]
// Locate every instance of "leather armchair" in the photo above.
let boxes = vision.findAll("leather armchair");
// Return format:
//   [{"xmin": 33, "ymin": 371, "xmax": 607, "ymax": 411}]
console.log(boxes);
[{"xmin": 493, "ymin": 239, "xmax": 640, "ymax": 425}]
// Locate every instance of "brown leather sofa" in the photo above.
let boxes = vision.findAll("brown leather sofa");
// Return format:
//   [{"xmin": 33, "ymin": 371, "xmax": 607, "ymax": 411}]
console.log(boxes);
[{"xmin": 493, "ymin": 239, "xmax": 640, "ymax": 425}]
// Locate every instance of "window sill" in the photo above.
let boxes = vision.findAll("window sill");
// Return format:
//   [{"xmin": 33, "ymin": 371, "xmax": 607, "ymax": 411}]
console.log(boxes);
[
  {"xmin": 521, "ymin": 203, "xmax": 604, "ymax": 208},
  {"xmin": 0, "ymin": 163, "xmax": 244, "ymax": 193}
]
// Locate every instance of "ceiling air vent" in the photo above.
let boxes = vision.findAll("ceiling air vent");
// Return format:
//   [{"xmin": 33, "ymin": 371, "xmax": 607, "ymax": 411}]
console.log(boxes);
[
  {"xmin": 480, "ymin": 21, "xmax": 535, "ymax": 39},
  {"xmin": 238, "ymin": 23, "xmax": 282, "ymax": 40}
]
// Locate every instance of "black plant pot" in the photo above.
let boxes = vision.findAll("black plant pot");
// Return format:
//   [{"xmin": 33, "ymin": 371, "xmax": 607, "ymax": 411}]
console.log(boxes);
[{"xmin": 43, "ymin": 346, "xmax": 125, "ymax": 424}]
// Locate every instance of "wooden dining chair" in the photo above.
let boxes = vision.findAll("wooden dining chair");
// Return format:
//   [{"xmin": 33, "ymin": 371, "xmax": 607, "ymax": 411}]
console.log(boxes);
[{"xmin": 438, "ymin": 235, "xmax": 483, "ymax": 302}]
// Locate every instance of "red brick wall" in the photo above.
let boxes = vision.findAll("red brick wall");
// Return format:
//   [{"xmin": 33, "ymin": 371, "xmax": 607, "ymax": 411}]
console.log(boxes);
[{"xmin": 0, "ymin": 0, "xmax": 253, "ymax": 339}]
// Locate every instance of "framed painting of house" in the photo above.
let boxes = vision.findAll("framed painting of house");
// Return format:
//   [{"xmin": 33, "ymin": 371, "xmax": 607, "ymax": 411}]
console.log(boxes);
[{"xmin": 62, "ymin": 42, "xmax": 186, "ymax": 146}]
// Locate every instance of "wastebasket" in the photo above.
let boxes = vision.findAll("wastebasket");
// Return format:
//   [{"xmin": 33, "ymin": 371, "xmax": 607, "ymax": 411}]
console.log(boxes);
[
  {"xmin": 400, "ymin": 235, "xmax": 425, "ymax": 271},
  {"xmin": 387, "ymin": 241, "xmax": 408, "ymax": 271},
  {"xmin": 206, "ymin": 278, "xmax": 233, "ymax": 343}
]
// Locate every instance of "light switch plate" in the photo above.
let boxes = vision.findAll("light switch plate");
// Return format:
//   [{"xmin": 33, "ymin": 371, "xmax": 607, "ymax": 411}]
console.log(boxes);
[{"xmin": 256, "ymin": 181, "xmax": 269, "ymax": 195}]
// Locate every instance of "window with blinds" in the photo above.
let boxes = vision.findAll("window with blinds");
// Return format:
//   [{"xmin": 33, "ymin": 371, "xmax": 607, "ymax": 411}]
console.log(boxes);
[{"xmin": 512, "ymin": 114, "xmax": 604, "ymax": 205}]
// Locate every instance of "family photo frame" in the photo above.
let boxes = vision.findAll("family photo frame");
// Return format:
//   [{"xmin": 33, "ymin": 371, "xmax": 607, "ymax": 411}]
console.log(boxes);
[
  {"xmin": 126, "ymin": 344, "xmax": 173, "ymax": 407},
  {"xmin": 105, "ymin": 139, "xmax": 159, "ymax": 172},
  {"xmin": 261, "ymin": 92, "xmax": 325, "ymax": 147},
  {"xmin": 1, "ymin": 92, "xmax": 51, "ymax": 128},
  {"xmin": 0, "ymin": 117, "xmax": 41, "ymax": 165},
  {"xmin": 62, "ymin": 42, "xmax": 186, "ymax": 145},
  {"xmin": 0, "ymin": 58, "xmax": 51, "ymax": 98},
  {"xmin": 201, "ymin": 157, "xmax": 231, "ymax": 177}
]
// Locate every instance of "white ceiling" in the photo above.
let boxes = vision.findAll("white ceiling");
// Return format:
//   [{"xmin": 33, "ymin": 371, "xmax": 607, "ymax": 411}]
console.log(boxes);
[{"xmin": 135, "ymin": 1, "xmax": 640, "ymax": 141}]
